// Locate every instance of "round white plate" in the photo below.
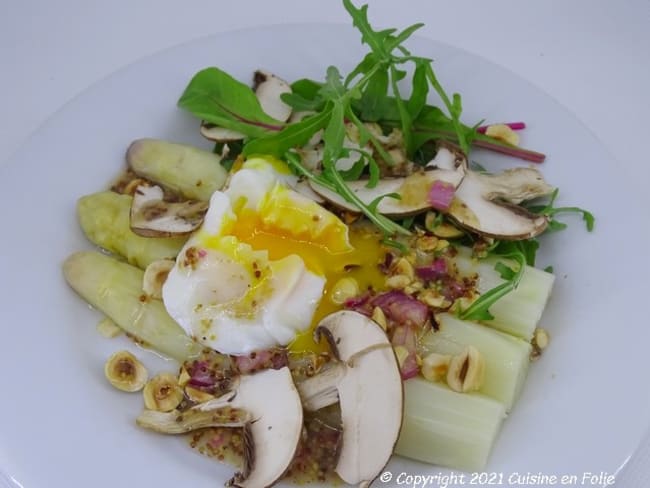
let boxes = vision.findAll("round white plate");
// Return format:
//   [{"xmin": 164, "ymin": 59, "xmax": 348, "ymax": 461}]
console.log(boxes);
[{"xmin": 0, "ymin": 24, "xmax": 648, "ymax": 488}]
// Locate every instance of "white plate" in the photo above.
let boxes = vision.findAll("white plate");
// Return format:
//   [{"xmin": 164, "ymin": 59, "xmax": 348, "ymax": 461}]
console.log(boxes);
[{"xmin": 1, "ymin": 24, "xmax": 648, "ymax": 488}]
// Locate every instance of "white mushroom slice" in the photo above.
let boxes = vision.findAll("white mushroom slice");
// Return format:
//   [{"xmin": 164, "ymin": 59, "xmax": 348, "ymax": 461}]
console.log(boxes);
[
  {"xmin": 448, "ymin": 168, "xmax": 553, "ymax": 240},
  {"xmin": 292, "ymin": 179, "xmax": 326, "ymax": 204},
  {"xmin": 253, "ymin": 70, "xmax": 293, "ymax": 122},
  {"xmin": 310, "ymin": 142, "xmax": 467, "ymax": 217},
  {"xmin": 304, "ymin": 311, "xmax": 403, "ymax": 487},
  {"xmin": 200, "ymin": 122, "xmax": 246, "ymax": 142},
  {"xmin": 480, "ymin": 167, "xmax": 554, "ymax": 204},
  {"xmin": 297, "ymin": 361, "xmax": 346, "ymax": 411},
  {"xmin": 425, "ymin": 142, "xmax": 467, "ymax": 171},
  {"xmin": 295, "ymin": 146, "xmax": 324, "ymax": 171},
  {"xmin": 226, "ymin": 367, "xmax": 303, "ymax": 488},
  {"xmin": 137, "ymin": 367, "xmax": 302, "ymax": 488},
  {"xmin": 130, "ymin": 184, "xmax": 208, "ymax": 237},
  {"xmin": 310, "ymin": 168, "xmax": 465, "ymax": 216}
]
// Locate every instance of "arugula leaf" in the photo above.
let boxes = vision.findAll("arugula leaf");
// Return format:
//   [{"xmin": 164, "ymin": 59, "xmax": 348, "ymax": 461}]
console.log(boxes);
[
  {"xmin": 367, "ymin": 193, "xmax": 400, "ymax": 213},
  {"xmin": 494, "ymin": 261, "xmax": 516, "ymax": 280},
  {"xmin": 469, "ymin": 160, "xmax": 489, "ymax": 173},
  {"xmin": 358, "ymin": 69, "xmax": 389, "ymax": 120},
  {"xmin": 343, "ymin": 0, "xmax": 389, "ymax": 59},
  {"xmin": 339, "ymin": 155, "xmax": 366, "ymax": 180},
  {"xmin": 321, "ymin": 103, "xmax": 347, "ymax": 166},
  {"xmin": 424, "ymin": 63, "xmax": 472, "ymax": 155},
  {"xmin": 243, "ymin": 110, "xmax": 331, "ymax": 157},
  {"xmin": 320, "ymin": 66, "xmax": 348, "ymax": 103},
  {"xmin": 401, "ymin": 215, "xmax": 416, "ymax": 230},
  {"xmin": 178, "ymin": 67, "xmax": 284, "ymax": 137},
  {"xmin": 280, "ymin": 92, "xmax": 324, "ymax": 111},
  {"xmin": 385, "ymin": 22, "xmax": 424, "ymax": 52},
  {"xmin": 459, "ymin": 243, "xmax": 527, "ymax": 321},
  {"xmin": 389, "ymin": 65, "xmax": 413, "ymax": 155},
  {"xmin": 549, "ymin": 207, "xmax": 595, "ymax": 231},
  {"xmin": 290, "ymin": 78, "xmax": 323, "ymax": 99},
  {"xmin": 527, "ymin": 188, "xmax": 595, "ymax": 232},
  {"xmin": 545, "ymin": 220, "xmax": 568, "ymax": 233},
  {"xmin": 345, "ymin": 52, "xmax": 378, "ymax": 87},
  {"xmin": 407, "ymin": 59, "xmax": 429, "ymax": 121},
  {"xmin": 491, "ymin": 239, "xmax": 539, "ymax": 266}
]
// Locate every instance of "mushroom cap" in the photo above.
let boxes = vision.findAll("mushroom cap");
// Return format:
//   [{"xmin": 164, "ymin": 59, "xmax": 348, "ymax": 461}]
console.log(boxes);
[{"xmin": 315, "ymin": 311, "xmax": 403, "ymax": 487}]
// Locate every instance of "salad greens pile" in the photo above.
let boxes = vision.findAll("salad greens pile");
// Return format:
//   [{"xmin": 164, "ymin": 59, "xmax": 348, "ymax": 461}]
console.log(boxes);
[{"xmin": 177, "ymin": 0, "xmax": 594, "ymax": 320}]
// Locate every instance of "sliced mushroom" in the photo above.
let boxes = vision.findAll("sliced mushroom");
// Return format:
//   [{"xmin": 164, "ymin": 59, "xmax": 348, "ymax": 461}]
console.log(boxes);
[
  {"xmin": 447, "ymin": 167, "xmax": 553, "ymax": 239},
  {"xmin": 200, "ymin": 123, "xmax": 247, "ymax": 143},
  {"xmin": 310, "ymin": 143, "xmax": 467, "ymax": 216},
  {"xmin": 297, "ymin": 311, "xmax": 403, "ymax": 487},
  {"xmin": 201, "ymin": 70, "xmax": 292, "ymax": 143},
  {"xmin": 253, "ymin": 70, "xmax": 292, "ymax": 123},
  {"xmin": 130, "ymin": 184, "xmax": 208, "ymax": 237},
  {"xmin": 292, "ymin": 179, "xmax": 326, "ymax": 204},
  {"xmin": 137, "ymin": 367, "xmax": 303, "ymax": 488}
]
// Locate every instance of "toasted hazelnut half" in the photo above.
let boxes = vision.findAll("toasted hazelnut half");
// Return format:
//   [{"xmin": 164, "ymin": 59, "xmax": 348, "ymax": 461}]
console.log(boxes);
[
  {"xmin": 143, "ymin": 373, "xmax": 184, "ymax": 411},
  {"xmin": 142, "ymin": 259, "xmax": 175, "ymax": 299},
  {"xmin": 104, "ymin": 351, "xmax": 148, "ymax": 392},
  {"xmin": 447, "ymin": 346, "xmax": 485, "ymax": 393}
]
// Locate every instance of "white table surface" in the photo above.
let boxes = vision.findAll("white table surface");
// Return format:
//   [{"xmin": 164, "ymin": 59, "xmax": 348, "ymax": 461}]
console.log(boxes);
[{"xmin": 1, "ymin": 0, "xmax": 649, "ymax": 486}]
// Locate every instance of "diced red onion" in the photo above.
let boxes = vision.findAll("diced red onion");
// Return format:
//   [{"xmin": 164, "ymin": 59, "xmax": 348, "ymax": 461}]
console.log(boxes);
[
  {"xmin": 400, "ymin": 353, "xmax": 420, "ymax": 380},
  {"xmin": 234, "ymin": 350, "xmax": 272, "ymax": 374},
  {"xmin": 187, "ymin": 361, "xmax": 215, "ymax": 388},
  {"xmin": 428, "ymin": 180, "xmax": 456, "ymax": 211},
  {"xmin": 207, "ymin": 432, "xmax": 226, "ymax": 450},
  {"xmin": 441, "ymin": 279, "xmax": 468, "ymax": 301},
  {"xmin": 234, "ymin": 349, "xmax": 288, "ymax": 374},
  {"xmin": 415, "ymin": 258, "xmax": 448, "ymax": 281},
  {"xmin": 270, "ymin": 350, "xmax": 289, "ymax": 369},
  {"xmin": 344, "ymin": 293, "xmax": 371, "ymax": 312},
  {"xmin": 371, "ymin": 291, "xmax": 430, "ymax": 328}
]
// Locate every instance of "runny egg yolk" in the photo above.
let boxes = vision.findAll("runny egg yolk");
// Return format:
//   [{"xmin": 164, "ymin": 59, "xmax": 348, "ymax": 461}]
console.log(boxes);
[{"xmin": 224, "ymin": 188, "xmax": 386, "ymax": 353}]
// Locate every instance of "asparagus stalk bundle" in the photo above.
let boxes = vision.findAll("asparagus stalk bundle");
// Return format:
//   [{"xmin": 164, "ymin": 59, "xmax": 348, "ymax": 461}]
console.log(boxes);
[
  {"xmin": 63, "ymin": 251, "xmax": 201, "ymax": 362},
  {"xmin": 420, "ymin": 313, "xmax": 531, "ymax": 411},
  {"xmin": 395, "ymin": 378, "xmax": 506, "ymax": 471}
]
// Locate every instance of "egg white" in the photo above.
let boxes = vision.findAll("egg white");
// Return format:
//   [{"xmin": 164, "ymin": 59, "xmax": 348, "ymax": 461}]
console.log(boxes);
[{"xmin": 162, "ymin": 160, "xmax": 328, "ymax": 355}]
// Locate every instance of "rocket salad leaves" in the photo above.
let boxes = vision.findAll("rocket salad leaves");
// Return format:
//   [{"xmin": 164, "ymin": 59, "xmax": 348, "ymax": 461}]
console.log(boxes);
[
  {"xmin": 178, "ymin": 0, "xmax": 477, "ymax": 238},
  {"xmin": 177, "ymin": 0, "xmax": 593, "ymax": 321}
]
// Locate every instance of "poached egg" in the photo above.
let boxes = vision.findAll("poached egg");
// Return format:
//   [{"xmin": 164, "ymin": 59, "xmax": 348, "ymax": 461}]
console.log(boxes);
[{"xmin": 163, "ymin": 157, "xmax": 384, "ymax": 355}]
